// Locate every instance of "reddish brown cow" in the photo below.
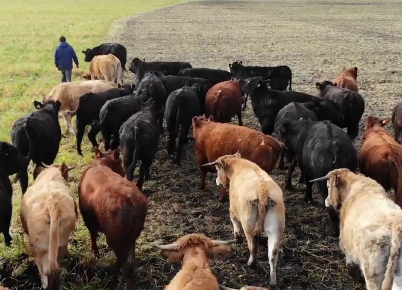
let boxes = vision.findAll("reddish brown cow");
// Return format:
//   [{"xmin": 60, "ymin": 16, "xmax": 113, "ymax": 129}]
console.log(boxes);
[
  {"xmin": 192, "ymin": 116, "xmax": 284, "ymax": 201},
  {"xmin": 359, "ymin": 116, "xmax": 402, "ymax": 207},
  {"xmin": 333, "ymin": 67, "xmax": 358, "ymax": 92},
  {"xmin": 205, "ymin": 79, "xmax": 243, "ymax": 125},
  {"xmin": 78, "ymin": 149, "xmax": 148, "ymax": 290}
]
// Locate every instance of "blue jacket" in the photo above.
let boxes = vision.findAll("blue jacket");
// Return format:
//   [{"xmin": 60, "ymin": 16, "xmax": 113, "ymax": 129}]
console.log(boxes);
[{"xmin": 54, "ymin": 41, "xmax": 79, "ymax": 70}]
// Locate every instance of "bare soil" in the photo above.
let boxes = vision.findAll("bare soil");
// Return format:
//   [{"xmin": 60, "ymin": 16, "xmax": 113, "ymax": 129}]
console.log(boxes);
[{"xmin": 3, "ymin": 0, "xmax": 402, "ymax": 289}]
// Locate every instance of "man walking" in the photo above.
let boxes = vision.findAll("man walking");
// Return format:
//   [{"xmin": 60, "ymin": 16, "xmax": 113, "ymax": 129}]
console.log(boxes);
[{"xmin": 54, "ymin": 36, "xmax": 79, "ymax": 82}]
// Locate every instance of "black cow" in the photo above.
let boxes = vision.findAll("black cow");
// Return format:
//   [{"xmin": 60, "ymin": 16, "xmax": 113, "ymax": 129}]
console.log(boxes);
[
  {"xmin": 276, "ymin": 119, "xmax": 357, "ymax": 235},
  {"xmin": 68, "ymin": 84, "xmax": 135, "ymax": 156},
  {"xmin": 11, "ymin": 100, "xmax": 62, "ymax": 193},
  {"xmin": 392, "ymin": 102, "xmax": 402, "ymax": 144},
  {"xmin": 82, "ymin": 43, "xmax": 127, "ymax": 71},
  {"xmin": 241, "ymin": 78, "xmax": 321, "ymax": 135},
  {"xmin": 119, "ymin": 100, "xmax": 160, "ymax": 190},
  {"xmin": 0, "ymin": 142, "xmax": 29, "ymax": 246},
  {"xmin": 316, "ymin": 81, "xmax": 365, "ymax": 139},
  {"xmin": 274, "ymin": 102, "xmax": 318, "ymax": 170},
  {"xmin": 129, "ymin": 57, "xmax": 192, "ymax": 76},
  {"xmin": 302, "ymin": 99, "xmax": 345, "ymax": 128},
  {"xmin": 229, "ymin": 61, "xmax": 292, "ymax": 90},
  {"xmin": 178, "ymin": 68, "xmax": 232, "ymax": 86},
  {"xmin": 164, "ymin": 85, "xmax": 202, "ymax": 164},
  {"xmin": 100, "ymin": 73, "xmax": 166, "ymax": 150}
]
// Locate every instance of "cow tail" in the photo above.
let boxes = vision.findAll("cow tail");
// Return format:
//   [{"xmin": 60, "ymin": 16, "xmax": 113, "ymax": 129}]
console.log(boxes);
[
  {"xmin": 382, "ymin": 222, "xmax": 402, "ymax": 290},
  {"xmin": 175, "ymin": 94, "xmax": 182, "ymax": 135},
  {"xmin": 24, "ymin": 118, "xmax": 36, "ymax": 163},
  {"xmin": 47, "ymin": 203, "xmax": 61, "ymax": 288},
  {"xmin": 288, "ymin": 71, "xmax": 292, "ymax": 91},
  {"xmin": 252, "ymin": 185, "xmax": 269, "ymax": 237},
  {"xmin": 211, "ymin": 90, "xmax": 222, "ymax": 120}
]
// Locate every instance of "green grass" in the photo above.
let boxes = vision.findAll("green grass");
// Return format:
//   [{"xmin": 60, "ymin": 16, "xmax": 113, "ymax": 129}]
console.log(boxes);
[{"xmin": 0, "ymin": 0, "xmax": 187, "ymax": 289}]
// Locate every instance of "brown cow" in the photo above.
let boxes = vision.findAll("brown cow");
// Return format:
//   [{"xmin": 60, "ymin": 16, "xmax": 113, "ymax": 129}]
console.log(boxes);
[
  {"xmin": 392, "ymin": 102, "xmax": 402, "ymax": 144},
  {"xmin": 42, "ymin": 80, "xmax": 117, "ymax": 134},
  {"xmin": 151, "ymin": 234, "xmax": 235, "ymax": 290},
  {"xmin": 205, "ymin": 79, "xmax": 243, "ymax": 125},
  {"xmin": 359, "ymin": 116, "xmax": 402, "ymax": 207},
  {"xmin": 78, "ymin": 148, "xmax": 148, "ymax": 290},
  {"xmin": 192, "ymin": 116, "xmax": 284, "ymax": 201},
  {"xmin": 333, "ymin": 67, "xmax": 358, "ymax": 91},
  {"xmin": 89, "ymin": 54, "xmax": 123, "ymax": 87}
]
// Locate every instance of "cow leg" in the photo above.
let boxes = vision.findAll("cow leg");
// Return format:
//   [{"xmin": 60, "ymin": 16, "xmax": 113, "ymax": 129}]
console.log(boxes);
[
  {"xmin": 304, "ymin": 178, "xmax": 314, "ymax": 203},
  {"xmin": 361, "ymin": 266, "xmax": 382, "ymax": 290},
  {"xmin": 242, "ymin": 95, "xmax": 248, "ymax": 111},
  {"xmin": 35, "ymin": 256, "xmax": 46, "ymax": 288},
  {"xmin": 196, "ymin": 153, "xmax": 208, "ymax": 190},
  {"xmin": 278, "ymin": 152, "xmax": 285, "ymax": 170},
  {"xmin": 285, "ymin": 157, "xmax": 296, "ymax": 190},
  {"xmin": 127, "ymin": 146, "xmax": 139, "ymax": 182},
  {"xmin": 327, "ymin": 207, "xmax": 340, "ymax": 237},
  {"xmin": 2, "ymin": 210, "xmax": 12, "ymax": 246},
  {"xmin": 347, "ymin": 123, "xmax": 359, "ymax": 140},
  {"xmin": 229, "ymin": 210, "xmax": 242, "ymax": 241},
  {"xmin": 241, "ymin": 214, "xmax": 258, "ymax": 266},
  {"xmin": 176, "ymin": 123, "xmax": 191, "ymax": 165},
  {"xmin": 19, "ymin": 168, "xmax": 29, "ymax": 194},
  {"xmin": 62, "ymin": 112, "xmax": 76, "ymax": 135},
  {"xmin": 237, "ymin": 111, "xmax": 243, "ymax": 126},
  {"xmin": 87, "ymin": 124, "xmax": 101, "ymax": 149},
  {"xmin": 110, "ymin": 136, "xmax": 120, "ymax": 151},
  {"xmin": 167, "ymin": 126, "xmax": 177, "ymax": 156},
  {"xmin": 136, "ymin": 161, "xmax": 150, "ymax": 191},
  {"xmin": 125, "ymin": 246, "xmax": 136, "ymax": 290},
  {"xmin": 90, "ymin": 231, "xmax": 99, "ymax": 257},
  {"xmin": 102, "ymin": 130, "xmax": 111, "ymax": 151},
  {"xmin": 265, "ymin": 212, "xmax": 281, "ymax": 289},
  {"xmin": 121, "ymin": 144, "xmax": 134, "ymax": 180}
]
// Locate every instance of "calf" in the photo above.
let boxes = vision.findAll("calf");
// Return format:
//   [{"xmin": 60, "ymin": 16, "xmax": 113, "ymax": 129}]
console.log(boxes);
[
  {"xmin": 82, "ymin": 42, "xmax": 127, "ymax": 71},
  {"xmin": 178, "ymin": 68, "xmax": 232, "ymax": 85},
  {"xmin": 151, "ymin": 234, "xmax": 235, "ymax": 290},
  {"xmin": 67, "ymin": 85, "xmax": 135, "ymax": 155},
  {"xmin": 276, "ymin": 120, "xmax": 357, "ymax": 235},
  {"xmin": 89, "ymin": 54, "xmax": 123, "ymax": 87},
  {"xmin": 229, "ymin": 61, "xmax": 292, "ymax": 90},
  {"xmin": 20, "ymin": 163, "xmax": 77, "ymax": 290},
  {"xmin": 119, "ymin": 101, "xmax": 161, "ymax": 190},
  {"xmin": 392, "ymin": 102, "xmax": 402, "ymax": 144},
  {"xmin": 164, "ymin": 86, "xmax": 201, "ymax": 164},
  {"xmin": 316, "ymin": 81, "xmax": 365, "ymax": 139},
  {"xmin": 359, "ymin": 116, "xmax": 402, "ymax": 208},
  {"xmin": 203, "ymin": 153, "xmax": 285, "ymax": 288},
  {"xmin": 312, "ymin": 168, "xmax": 402, "ymax": 289},
  {"xmin": 78, "ymin": 149, "xmax": 148, "ymax": 290},
  {"xmin": 129, "ymin": 57, "xmax": 192, "ymax": 75},
  {"xmin": 0, "ymin": 142, "xmax": 29, "ymax": 246},
  {"xmin": 242, "ymin": 78, "xmax": 321, "ymax": 134},
  {"xmin": 332, "ymin": 67, "xmax": 358, "ymax": 92},
  {"xmin": 42, "ymin": 80, "xmax": 117, "ymax": 134},
  {"xmin": 205, "ymin": 80, "xmax": 243, "ymax": 125},
  {"xmin": 192, "ymin": 116, "xmax": 284, "ymax": 201},
  {"xmin": 11, "ymin": 100, "xmax": 62, "ymax": 193},
  {"xmin": 274, "ymin": 102, "xmax": 318, "ymax": 169}
]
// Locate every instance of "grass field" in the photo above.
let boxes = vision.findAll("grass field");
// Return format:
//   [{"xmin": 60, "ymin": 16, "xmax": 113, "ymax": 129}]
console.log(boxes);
[{"xmin": 2, "ymin": 0, "xmax": 402, "ymax": 289}]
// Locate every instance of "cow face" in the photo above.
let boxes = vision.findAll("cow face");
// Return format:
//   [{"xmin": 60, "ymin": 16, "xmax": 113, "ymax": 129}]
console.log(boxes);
[
  {"xmin": 129, "ymin": 57, "xmax": 143, "ymax": 74},
  {"xmin": 82, "ymin": 48, "xmax": 95, "ymax": 62},
  {"xmin": 229, "ymin": 61, "xmax": 243, "ymax": 76},
  {"xmin": 0, "ymin": 142, "xmax": 29, "ymax": 176},
  {"xmin": 33, "ymin": 100, "xmax": 44, "ymax": 109},
  {"xmin": 324, "ymin": 168, "xmax": 352, "ymax": 210}
]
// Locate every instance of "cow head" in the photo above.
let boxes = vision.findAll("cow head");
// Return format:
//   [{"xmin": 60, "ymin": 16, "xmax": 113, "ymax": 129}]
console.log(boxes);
[
  {"xmin": 94, "ymin": 148, "xmax": 125, "ymax": 177},
  {"xmin": 362, "ymin": 116, "xmax": 390, "ymax": 140},
  {"xmin": 240, "ymin": 77, "xmax": 269, "ymax": 98},
  {"xmin": 33, "ymin": 100, "xmax": 61, "ymax": 112},
  {"xmin": 82, "ymin": 48, "xmax": 95, "ymax": 62},
  {"xmin": 202, "ymin": 152, "xmax": 241, "ymax": 190},
  {"xmin": 151, "ymin": 234, "xmax": 234, "ymax": 267},
  {"xmin": 310, "ymin": 168, "xmax": 356, "ymax": 211},
  {"xmin": 229, "ymin": 61, "xmax": 243, "ymax": 76},
  {"xmin": 0, "ymin": 142, "xmax": 30, "ymax": 176},
  {"xmin": 36, "ymin": 163, "xmax": 77, "ymax": 182},
  {"xmin": 129, "ymin": 57, "xmax": 143, "ymax": 74},
  {"xmin": 316, "ymin": 81, "xmax": 336, "ymax": 91},
  {"xmin": 120, "ymin": 83, "xmax": 136, "ymax": 95},
  {"xmin": 343, "ymin": 67, "xmax": 358, "ymax": 80}
]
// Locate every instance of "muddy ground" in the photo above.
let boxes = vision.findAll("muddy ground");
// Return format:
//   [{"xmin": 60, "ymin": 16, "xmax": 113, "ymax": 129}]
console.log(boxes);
[{"xmin": 3, "ymin": 0, "xmax": 402, "ymax": 289}]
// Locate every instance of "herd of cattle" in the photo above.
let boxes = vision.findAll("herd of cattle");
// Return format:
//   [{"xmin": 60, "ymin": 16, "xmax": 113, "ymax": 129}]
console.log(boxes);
[{"xmin": 2, "ymin": 41, "xmax": 402, "ymax": 290}]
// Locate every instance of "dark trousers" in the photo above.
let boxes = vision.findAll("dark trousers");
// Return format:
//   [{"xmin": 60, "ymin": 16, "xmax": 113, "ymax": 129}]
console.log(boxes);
[{"xmin": 61, "ymin": 69, "xmax": 72, "ymax": 82}]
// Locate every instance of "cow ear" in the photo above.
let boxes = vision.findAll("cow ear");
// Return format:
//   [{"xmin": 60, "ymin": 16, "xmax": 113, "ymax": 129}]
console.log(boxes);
[
  {"xmin": 382, "ymin": 118, "xmax": 390, "ymax": 126},
  {"xmin": 229, "ymin": 63, "xmax": 232, "ymax": 68},
  {"xmin": 210, "ymin": 245, "xmax": 231, "ymax": 261},
  {"xmin": 0, "ymin": 142, "xmax": 9, "ymax": 155},
  {"xmin": 161, "ymin": 250, "xmax": 183, "ymax": 263},
  {"xmin": 354, "ymin": 67, "xmax": 358, "ymax": 72},
  {"xmin": 113, "ymin": 149, "xmax": 120, "ymax": 161},
  {"xmin": 33, "ymin": 101, "xmax": 44, "ymax": 109},
  {"xmin": 143, "ymin": 58, "xmax": 145, "ymax": 62},
  {"xmin": 82, "ymin": 50, "xmax": 86, "ymax": 54},
  {"xmin": 315, "ymin": 82, "xmax": 321, "ymax": 90},
  {"xmin": 239, "ymin": 61, "xmax": 243, "ymax": 65}
]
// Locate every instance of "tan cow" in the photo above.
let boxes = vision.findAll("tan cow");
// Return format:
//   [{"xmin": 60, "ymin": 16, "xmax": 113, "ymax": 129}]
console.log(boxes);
[
  {"xmin": 20, "ymin": 163, "xmax": 77, "ymax": 290},
  {"xmin": 333, "ymin": 67, "xmax": 358, "ymax": 91},
  {"xmin": 89, "ymin": 54, "xmax": 123, "ymax": 87},
  {"xmin": 311, "ymin": 168, "xmax": 402, "ymax": 290},
  {"xmin": 203, "ymin": 152, "xmax": 285, "ymax": 288},
  {"xmin": 42, "ymin": 80, "xmax": 117, "ymax": 134},
  {"xmin": 151, "ymin": 233, "xmax": 235, "ymax": 290}
]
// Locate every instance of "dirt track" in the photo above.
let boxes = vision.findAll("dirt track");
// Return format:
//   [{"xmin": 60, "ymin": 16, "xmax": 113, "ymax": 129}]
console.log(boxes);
[{"xmin": 104, "ymin": 1, "xmax": 402, "ymax": 289}]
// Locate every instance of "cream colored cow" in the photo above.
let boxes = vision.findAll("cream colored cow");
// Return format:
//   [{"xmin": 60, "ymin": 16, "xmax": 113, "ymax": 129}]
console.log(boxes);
[
  {"xmin": 20, "ymin": 164, "xmax": 77, "ymax": 290},
  {"xmin": 311, "ymin": 168, "xmax": 402, "ymax": 290},
  {"xmin": 89, "ymin": 54, "xmax": 123, "ymax": 87},
  {"xmin": 203, "ymin": 152, "xmax": 285, "ymax": 288}
]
